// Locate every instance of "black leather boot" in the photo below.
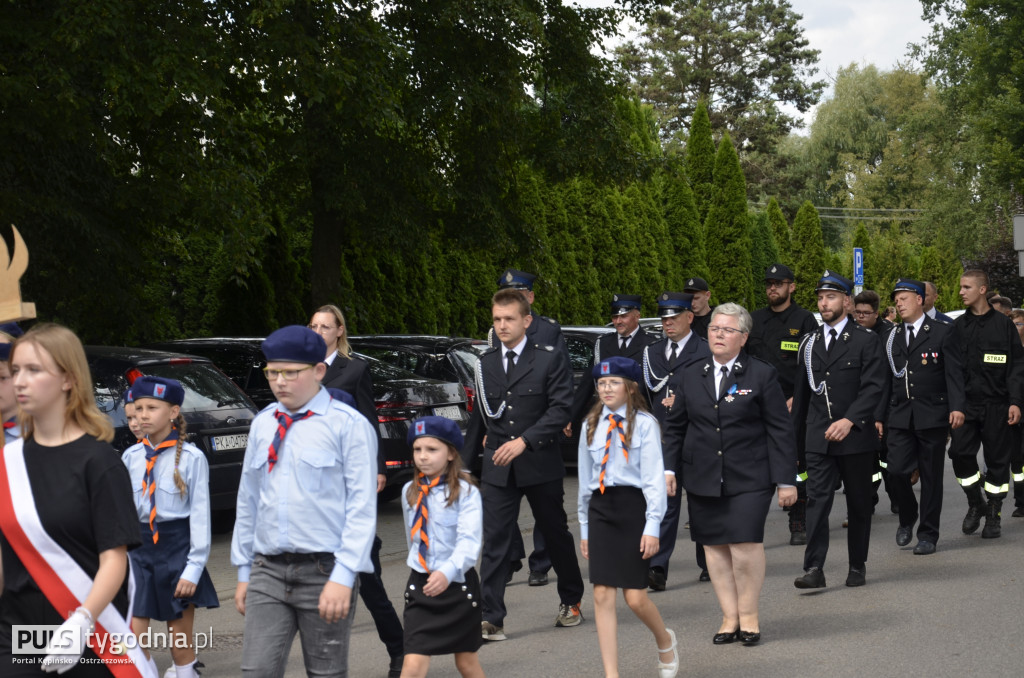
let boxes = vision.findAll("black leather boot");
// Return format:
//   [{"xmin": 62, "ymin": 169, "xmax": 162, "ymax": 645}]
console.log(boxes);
[
  {"xmin": 981, "ymin": 498, "xmax": 1002, "ymax": 539},
  {"xmin": 962, "ymin": 485, "xmax": 985, "ymax": 534}
]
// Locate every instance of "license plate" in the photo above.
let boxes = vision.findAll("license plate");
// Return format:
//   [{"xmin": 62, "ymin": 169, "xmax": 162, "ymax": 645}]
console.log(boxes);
[
  {"xmin": 433, "ymin": 405, "xmax": 461, "ymax": 421},
  {"xmin": 211, "ymin": 433, "xmax": 248, "ymax": 451}
]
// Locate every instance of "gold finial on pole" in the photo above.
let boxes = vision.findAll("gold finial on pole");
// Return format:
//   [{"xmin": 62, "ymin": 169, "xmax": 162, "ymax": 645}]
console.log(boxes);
[{"xmin": 0, "ymin": 226, "xmax": 37, "ymax": 324}]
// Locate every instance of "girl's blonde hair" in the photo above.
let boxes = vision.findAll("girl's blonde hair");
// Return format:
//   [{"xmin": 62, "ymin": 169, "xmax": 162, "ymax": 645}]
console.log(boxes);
[
  {"xmin": 312, "ymin": 304, "xmax": 351, "ymax": 358},
  {"xmin": 13, "ymin": 323, "xmax": 113, "ymax": 442},
  {"xmin": 405, "ymin": 439, "xmax": 477, "ymax": 508},
  {"xmin": 169, "ymin": 412, "xmax": 188, "ymax": 497},
  {"xmin": 584, "ymin": 377, "xmax": 649, "ymax": 448}
]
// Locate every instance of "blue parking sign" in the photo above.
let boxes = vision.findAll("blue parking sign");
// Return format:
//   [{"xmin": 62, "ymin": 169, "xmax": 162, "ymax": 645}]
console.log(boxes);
[{"xmin": 853, "ymin": 247, "xmax": 864, "ymax": 285}]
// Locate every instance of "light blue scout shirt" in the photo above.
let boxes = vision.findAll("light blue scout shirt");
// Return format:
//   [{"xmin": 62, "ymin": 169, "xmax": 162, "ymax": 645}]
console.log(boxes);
[
  {"xmin": 578, "ymin": 405, "xmax": 666, "ymax": 541},
  {"xmin": 121, "ymin": 440, "xmax": 211, "ymax": 585},
  {"xmin": 402, "ymin": 477, "xmax": 482, "ymax": 584},
  {"xmin": 231, "ymin": 386, "xmax": 377, "ymax": 587}
]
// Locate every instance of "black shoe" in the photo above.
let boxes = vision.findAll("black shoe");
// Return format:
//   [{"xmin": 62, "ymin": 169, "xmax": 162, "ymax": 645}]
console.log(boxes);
[
  {"xmin": 789, "ymin": 530, "xmax": 807, "ymax": 546},
  {"xmin": 713, "ymin": 629, "xmax": 738, "ymax": 645},
  {"xmin": 528, "ymin": 570, "xmax": 549, "ymax": 586},
  {"xmin": 846, "ymin": 566, "xmax": 866, "ymax": 587},
  {"xmin": 648, "ymin": 567, "xmax": 667, "ymax": 591},
  {"xmin": 738, "ymin": 630, "xmax": 761, "ymax": 646},
  {"xmin": 505, "ymin": 559, "xmax": 522, "ymax": 585},
  {"xmin": 794, "ymin": 567, "xmax": 825, "ymax": 589},
  {"xmin": 896, "ymin": 525, "xmax": 913, "ymax": 547},
  {"xmin": 388, "ymin": 655, "xmax": 403, "ymax": 678},
  {"xmin": 962, "ymin": 504, "xmax": 985, "ymax": 534},
  {"xmin": 1013, "ymin": 507, "xmax": 1024, "ymax": 518},
  {"xmin": 913, "ymin": 540, "xmax": 936, "ymax": 555},
  {"xmin": 981, "ymin": 501, "xmax": 1002, "ymax": 539},
  {"xmin": 699, "ymin": 569, "xmax": 711, "ymax": 582}
]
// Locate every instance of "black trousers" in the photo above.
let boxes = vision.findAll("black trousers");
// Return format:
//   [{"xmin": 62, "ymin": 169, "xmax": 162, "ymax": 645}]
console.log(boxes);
[
  {"xmin": 1012, "ymin": 425, "xmax": 1024, "ymax": 509},
  {"xmin": 804, "ymin": 450, "xmax": 875, "ymax": 571},
  {"xmin": 950, "ymin": 403, "xmax": 1013, "ymax": 498},
  {"xmin": 357, "ymin": 534, "xmax": 404, "ymax": 658},
  {"xmin": 481, "ymin": 479, "xmax": 584, "ymax": 626},
  {"xmin": 887, "ymin": 427, "xmax": 948, "ymax": 543}
]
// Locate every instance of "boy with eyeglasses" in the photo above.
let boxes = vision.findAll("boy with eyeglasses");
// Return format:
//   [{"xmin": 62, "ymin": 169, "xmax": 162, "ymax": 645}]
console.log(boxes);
[{"xmin": 231, "ymin": 325, "xmax": 377, "ymax": 677}]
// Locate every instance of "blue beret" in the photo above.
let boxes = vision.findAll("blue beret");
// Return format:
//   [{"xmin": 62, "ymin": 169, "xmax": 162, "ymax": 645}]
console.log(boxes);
[
  {"xmin": 129, "ymin": 376, "xmax": 185, "ymax": 406},
  {"xmin": 325, "ymin": 387, "xmax": 356, "ymax": 408},
  {"xmin": 816, "ymin": 270, "xmax": 854, "ymax": 295},
  {"xmin": 657, "ymin": 292, "xmax": 693, "ymax": 318},
  {"xmin": 892, "ymin": 278, "xmax": 925, "ymax": 300},
  {"xmin": 0, "ymin": 343, "xmax": 10, "ymax": 362},
  {"xmin": 497, "ymin": 268, "xmax": 536, "ymax": 291},
  {"xmin": 124, "ymin": 389, "xmax": 135, "ymax": 405},
  {"xmin": 592, "ymin": 356, "xmax": 642, "ymax": 383},
  {"xmin": 407, "ymin": 415, "xmax": 464, "ymax": 452},
  {"xmin": 611, "ymin": 294, "xmax": 642, "ymax": 315},
  {"xmin": 0, "ymin": 323, "xmax": 23, "ymax": 338},
  {"xmin": 262, "ymin": 325, "xmax": 326, "ymax": 365}
]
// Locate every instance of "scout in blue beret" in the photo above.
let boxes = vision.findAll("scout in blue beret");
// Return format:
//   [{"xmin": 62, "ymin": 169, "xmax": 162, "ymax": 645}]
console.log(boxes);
[
  {"xmin": 121, "ymin": 388, "xmax": 143, "ymax": 443},
  {"xmin": 121, "ymin": 374, "xmax": 219, "ymax": 675},
  {"xmin": 232, "ymin": 323, "xmax": 378, "ymax": 676},
  {"xmin": 578, "ymin": 356, "xmax": 675, "ymax": 677},
  {"xmin": 400, "ymin": 416, "xmax": 484, "ymax": 672}
]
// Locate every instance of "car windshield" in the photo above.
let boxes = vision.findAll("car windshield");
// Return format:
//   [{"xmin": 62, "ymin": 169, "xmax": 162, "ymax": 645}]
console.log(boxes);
[
  {"xmin": 450, "ymin": 345, "xmax": 486, "ymax": 375},
  {"xmin": 141, "ymin": 362, "xmax": 251, "ymax": 409},
  {"xmin": 352, "ymin": 352, "xmax": 424, "ymax": 381}
]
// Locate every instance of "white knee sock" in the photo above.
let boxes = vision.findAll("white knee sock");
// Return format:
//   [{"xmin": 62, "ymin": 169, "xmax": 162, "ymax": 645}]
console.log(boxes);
[{"xmin": 173, "ymin": 660, "xmax": 200, "ymax": 678}]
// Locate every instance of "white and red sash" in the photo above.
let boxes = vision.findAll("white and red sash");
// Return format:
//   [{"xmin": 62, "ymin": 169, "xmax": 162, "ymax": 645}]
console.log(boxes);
[{"xmin": 0, "ymin": 440, "xmax": 157, "ymax": 678}]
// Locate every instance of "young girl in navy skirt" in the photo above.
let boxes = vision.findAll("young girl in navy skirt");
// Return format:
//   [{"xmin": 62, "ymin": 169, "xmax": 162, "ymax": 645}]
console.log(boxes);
[
  {"xmin": 578, "ymin": 357, "xmax": 678, "ymax": 678},
  {"xmin": 121, "ymin": 377, "xmax": 218, "ymax": 678},
  {"xmin": 400, "ymin": 416, "xmax": 485, "ymax": 678}
]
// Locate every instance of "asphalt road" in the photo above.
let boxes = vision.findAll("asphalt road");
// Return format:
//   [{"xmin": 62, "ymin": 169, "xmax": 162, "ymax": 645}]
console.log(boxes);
[{"xmin": 151, "ymin": 468, "xmax": 1024, "ymax": 677}]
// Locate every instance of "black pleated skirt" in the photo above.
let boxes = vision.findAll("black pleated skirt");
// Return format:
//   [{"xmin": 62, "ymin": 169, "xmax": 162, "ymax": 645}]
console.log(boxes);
[
  {"xmin": 687, "ymin": 488, "xmax": 774, "ymax": 545},
  {"xmin": 587, "ymin": 486, "xmax": 649, "ymax": 589},
  {"xmin": 403, "ymin": 568, "xmax": 483, "ymax": 655},
  {"xmin": 128, "ymin": 519, "xmax": 219, "ymax": 621}
]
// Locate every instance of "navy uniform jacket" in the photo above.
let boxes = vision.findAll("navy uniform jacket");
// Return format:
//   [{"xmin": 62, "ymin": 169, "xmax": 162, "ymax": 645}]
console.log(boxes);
[
  {"xmin": 644, "ymin": 334, "xmax": 711, "ymax": 427},
  {"xmin": 662, "ymin": 351, "xmax": 796, "ymax": 497},
  {"xmin": 463, "ymin": 342, "xmax": 573, "ymax": 487},
  {"xmin": 489, "ymin": 311, "xmax": 570, "ymax": 367},
  {"xmin": 747, "ymin": 303, "xmax": 819, "ymax": 399},
  {"xmin": 929, "ymin": 309, "xmax": 954, "ymax": 324},
  {"xmin": 792, "ymin": 322, "xmax": 886, "ymax": 456},
  {"xmin": 570, "ymin": 330, "xmax": 657, "ymax": 424},
  {"xmin": 879, "ymin": 321, "xmax": 965, "ymax": 430},
  {"xmin": 323, "ymin": 353, "xmax": 384, "ymax": 470}
]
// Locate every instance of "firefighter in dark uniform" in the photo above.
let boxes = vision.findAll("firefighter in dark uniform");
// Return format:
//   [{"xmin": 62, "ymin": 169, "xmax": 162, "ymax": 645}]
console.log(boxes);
[
  {"xmin": 792, "ymin": 271, "xmax": 886, "ymax": 589},
  {"xmin": 487, "ymin": 269, "xmax": 572, "ymax": 585},
  {"xmin": 880, "ymin": 278, "xmax": 965, "ymax": 555},
  {"xmin": 947, "ymin": 269, "xmax": 1024, "ymax": 539},
  {"xmin": 568, "ymin": 294, "xmax": 656, "ymax": 426},
  {"xmin": 463, "ymin": 288, "xmax": 585, "ymax": 640},
  {"xmin": 684, "ymin": 277, "xmax": 715, "ymax": 340},
  {"xmin": 642, "ymin": 292, "xmax": 711, "ymax": 590},
  {"xmin": 747, "ymin": 263, "xmax": 819, "ymax": 545}
]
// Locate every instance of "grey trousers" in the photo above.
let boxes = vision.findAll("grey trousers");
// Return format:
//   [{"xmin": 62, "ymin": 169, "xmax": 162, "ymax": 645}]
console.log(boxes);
[{"xmin": 241, "ymin": 553, "xmax": 359, "ymax": 677}]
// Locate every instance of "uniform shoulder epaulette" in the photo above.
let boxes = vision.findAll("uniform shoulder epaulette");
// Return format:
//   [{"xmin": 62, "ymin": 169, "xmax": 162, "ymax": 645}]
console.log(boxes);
[
  {"xmin": 545, "ymin": 316, "xmax": 558, "ymax": 325},
  {"xmin": 481, "ymin": 344, "xmax": 500, "ymax": 355},
  {"xmin": 852, "ymin": 323, "xmax": 872, "ymax": 333},
  {"xmin": 534, "ymin": 343, "xmax": 555, "ymax": 352}
]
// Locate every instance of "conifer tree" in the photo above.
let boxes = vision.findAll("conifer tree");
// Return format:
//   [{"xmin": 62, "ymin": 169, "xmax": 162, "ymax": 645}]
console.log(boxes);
[
  {"xmin": 662, "ymin": 165, "xmax": 709, "ymax": 286},
  {"xmin": 765, "ymin": 197, "xmax": 793, "ymax": 268},
  {"xmin": 686, "ymin": 100, "xmax": 715, "ymax": 225},
  {"xmin": 749, "ymin": 210, "xmax": 781, "ymax": 308},
  {"xmin": 704, "ymin": 132, "xmax": 753, "ymax": 307},
  {"xmin": 791, "ymin": 200, "xmax": 826, "ymax": 310}
]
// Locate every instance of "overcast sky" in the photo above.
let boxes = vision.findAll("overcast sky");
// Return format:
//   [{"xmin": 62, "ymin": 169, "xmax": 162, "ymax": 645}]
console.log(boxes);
[{"xmin": 574, "ymin": 0, "xmax": 934, "ymax": 127}]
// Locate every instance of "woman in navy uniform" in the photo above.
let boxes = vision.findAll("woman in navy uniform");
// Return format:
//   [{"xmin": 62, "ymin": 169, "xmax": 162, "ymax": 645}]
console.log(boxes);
[
  {"xmin": 642, "ymin": 292, "xmax": 711, "ymax": 591},
  {"xmin": 662, "ymin": 304, "xmax": 797, "ymax": 645}
]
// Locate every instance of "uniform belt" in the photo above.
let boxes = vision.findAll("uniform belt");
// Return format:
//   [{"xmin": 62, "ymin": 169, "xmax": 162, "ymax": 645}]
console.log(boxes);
[{"xmin": 260, "ymin": 552, "xmax": 333, "ymax": 564}]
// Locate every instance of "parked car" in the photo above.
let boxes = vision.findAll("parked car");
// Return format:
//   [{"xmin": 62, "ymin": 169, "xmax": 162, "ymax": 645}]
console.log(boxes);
[
  {"xmin": 348, "ymin": 335, "xmax": 487, "ymax": 405},
  {"xmin": 85, "ymin": 346, "xmax": 258, "ymax": 524},
  {"xmin": 146, "ymin": 338, "xmax": 470, "ymax": 499}
]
